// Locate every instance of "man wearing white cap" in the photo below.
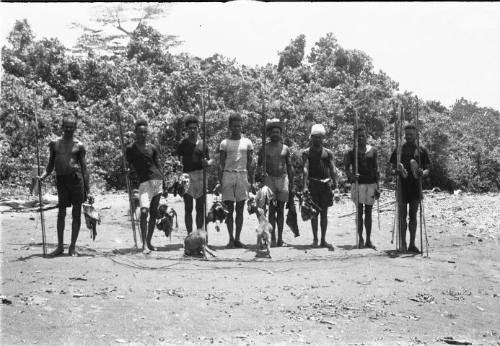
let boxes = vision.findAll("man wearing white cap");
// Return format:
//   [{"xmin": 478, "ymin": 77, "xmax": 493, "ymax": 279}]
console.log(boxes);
[
  {"xmin": 302, "ymin": 124, "xmax": 338, "ymax": 249},
  {"xmin": 257, "ymin": 118, "xmax": 294, "ymax": 247}
]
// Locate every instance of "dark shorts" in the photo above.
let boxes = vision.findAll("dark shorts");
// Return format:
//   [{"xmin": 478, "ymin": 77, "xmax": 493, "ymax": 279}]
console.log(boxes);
[
  {"xmin": 309, "ymin": 179, "xmax": 333, "ymax": 210},
  {"xmin": 56, "ymin": 172, "xmax": 86, "ymax": 208}
]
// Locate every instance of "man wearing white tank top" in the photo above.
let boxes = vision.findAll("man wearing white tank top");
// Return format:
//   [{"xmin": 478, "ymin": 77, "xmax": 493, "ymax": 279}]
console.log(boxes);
[{"xmin": 219, "ymin": 113, "xmax": 255, "ymax": 248}]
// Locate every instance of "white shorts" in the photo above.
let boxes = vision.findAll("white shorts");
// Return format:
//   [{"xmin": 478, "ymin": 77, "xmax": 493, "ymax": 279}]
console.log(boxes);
[
  {"xmin": 138, "ymin": 179, "xmax": 163, "ymax": 209},
  {"xmin": 186, "ymin": 170, "xmax": 207, "ymax": 199},
  {"xmin": 351, "ymin": 183, "xmax": 377, "ymax": 206},
  {"xmin": 222, "ymin": 171, "xmax": 249, "ymax": 202}
]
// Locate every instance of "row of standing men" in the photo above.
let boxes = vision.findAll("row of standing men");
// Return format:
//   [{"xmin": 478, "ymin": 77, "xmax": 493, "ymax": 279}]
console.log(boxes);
[{"xmin": 37, "ymin": 112, "xmax": 429, "ymax": 256}]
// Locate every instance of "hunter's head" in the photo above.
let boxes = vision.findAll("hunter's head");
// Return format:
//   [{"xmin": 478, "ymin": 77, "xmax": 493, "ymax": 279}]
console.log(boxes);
[
  {"xmin": 61, "ymin": 113, "xmax": 77, "ymax": 138},
  {"xmin": 355, "ymin": 125, "xmax": 367, "ymax": 147},
  {"xmin": 266, "ymin": 118, "xmax": 284, "ymax": 143},
  {"xmin": 310, "ymin": 124, "xmax": 326, "ymax": 147},
  {"xmin": 184, "ymin": 115, "xmax": 199, "ymax": 140},
  {"xmin": 228, "ymin": 112, "xmax": 242, "ymax": 137},
  {"xmin": 404, "ymin": 124, "xmax": 417, "ymax": 144},
  {"xmin": 134, "ymin": 118, "xmax": 149, "ymax": 142}
]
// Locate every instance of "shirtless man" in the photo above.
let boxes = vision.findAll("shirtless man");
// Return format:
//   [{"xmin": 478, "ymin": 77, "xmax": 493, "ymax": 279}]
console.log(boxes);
[
  {"xmin": 344, "ymin": 125, "xmax": 380, "ymax": 249},
  {"xmin": 177, "ymin": 115, "xmax": 210, "ymax": 234},
  {"xmin": 389, "ymin": 124, "xmax": 430, "ymax": 253},
  {"xmin": 38, "ymin": 114, "xmax": 90, "ymax": 257},
  {"xmin": 126, "ymin": 119, "xmax": 165, "ymax": 254},
  {"xmin": 302, "ymin": 124, "xmax": 338, "ymax": 249},
  {"xmin": 219, "ymin": 113, "xmax": 254, "ymax": 248},
  {"xmin": 257, "ymin": 118, "xmax": 294, "ymax": 247}
]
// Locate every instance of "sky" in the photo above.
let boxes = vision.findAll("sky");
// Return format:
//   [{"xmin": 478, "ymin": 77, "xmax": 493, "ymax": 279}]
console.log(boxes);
[{"xmin": 1, "ymin": 1, "xmax": 500, "ymax": 110}]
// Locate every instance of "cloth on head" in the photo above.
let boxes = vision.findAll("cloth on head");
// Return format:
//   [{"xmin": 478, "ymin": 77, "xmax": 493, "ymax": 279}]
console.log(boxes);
[
  {"xmin": 266, "ymin": 118, "xmax": 284, "ymax": 133},
  {"xmin": 310, "ymin": 124, "xmax": 326, "ymax": 136}
]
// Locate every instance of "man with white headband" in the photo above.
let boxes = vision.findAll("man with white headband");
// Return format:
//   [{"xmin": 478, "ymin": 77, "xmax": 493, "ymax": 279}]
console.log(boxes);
[{"xmin": 302, "ymin": 124, "xmax": 338, "ymax": 249}]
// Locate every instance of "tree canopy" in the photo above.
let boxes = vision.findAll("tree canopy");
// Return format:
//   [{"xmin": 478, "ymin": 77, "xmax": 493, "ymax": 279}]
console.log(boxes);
[{"xmin": 1, "ymin": 17, "xmax": 499, "ymax": 192}]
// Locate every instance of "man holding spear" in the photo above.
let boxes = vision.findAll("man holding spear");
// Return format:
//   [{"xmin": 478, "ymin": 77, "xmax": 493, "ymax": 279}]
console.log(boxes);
[
  {"xmin": 38, "ymin": 113, "xmax": 91, "ymax": 257},
  {"xmin": 389, "ymin": 123, "xmax": 430, "ymax": 253},
  {"xmin": 126, "ymin": 119, "xmax": 166, "ymax": 254},
  {"xmin": 344, "ymin": 125, "xmax": 380, "ymax": 249}
]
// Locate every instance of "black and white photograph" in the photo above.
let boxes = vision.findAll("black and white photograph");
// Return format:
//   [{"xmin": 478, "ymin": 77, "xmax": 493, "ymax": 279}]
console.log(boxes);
[{"xmin": 1, "ymin": 2, "xmax": 499, "ymax": 345}]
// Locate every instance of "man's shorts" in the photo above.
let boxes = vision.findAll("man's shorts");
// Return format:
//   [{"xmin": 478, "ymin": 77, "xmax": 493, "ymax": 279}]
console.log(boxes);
[
  {"xmin": 222, "ymin": 171, "xmax": 249, "ymax": 202},
  {"xmin": 138, "ymin": 179, "xmax": 163, "ymax": 210},
  {"xmin": 185, "ymin": 170, "xmax": 206, "ymax": 200},
  {"xmin": 309, "ymin": 179, "xmax": 333, "ymax": 209},
  {"xmin": 351, "ymin": 183, "xmax": 377, "ymax": 205},
  {"xmin": 264, "ymin": 174, "xmax": 289, "ymax": 202},
  {"xmin": 56, "ymin": 172, "xmax": 86, "ymax": 208}
]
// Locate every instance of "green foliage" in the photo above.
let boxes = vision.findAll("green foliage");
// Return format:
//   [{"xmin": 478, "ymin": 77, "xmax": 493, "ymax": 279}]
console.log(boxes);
[
  {"xmin": 2, "ymin": 19, "xmax": 499, "ymax": 193},
  {"xmin": 278, "ymin": 34, "xmax": 306, "ymax": 72}
]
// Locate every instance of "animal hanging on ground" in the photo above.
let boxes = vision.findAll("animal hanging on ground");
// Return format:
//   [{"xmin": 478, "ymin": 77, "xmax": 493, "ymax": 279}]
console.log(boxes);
[
  {"xmin": 247, "ymin": 193, "xmax": 272, "ymax": 258},
  {"xmin": 82, "ymin": 196, "xmax": 101, "ymax": 241},
  {"xmin": 298, "ymin": 190, "xmax": 322, "ymax": 221},
  {"xmin": 206, "ymin": 200, "xmax": 229, "ymax": 232},
  {"xmin": 156, "ymin": 197, "xmax": 178, "ymax": 238},
  {"xmin": 254, "ymin": 184, "xmax": 275, "ymax": 215},
  {"xmin": 184, "ymin": 228, "xmax": 216, "ymax": 259}
]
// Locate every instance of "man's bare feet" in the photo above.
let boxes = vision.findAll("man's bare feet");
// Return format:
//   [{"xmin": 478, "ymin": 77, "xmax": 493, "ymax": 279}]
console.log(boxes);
[
  {"xmin": 320, "ymin": 241, "xmax": 334, "ymax": 250},
  {"xmin": 234, "ymin": 240, "xmax": 246, "ymax": 248},
  {"xmin": 49, "ymin": 246, "xmax": 64, "ymax": 257},
  {"xmin": 68, "ymin": 246, "xmax": 79, "ymax": 257},
  {"xmin": 142, "ymin": 247, "xmax": 151, "ymax": 254},
  {"xmin": 365, "ymin": 241, "xmax": 376, "ymax": 250},
  {"xmin": 407, "ymin": 245, "xmax": 420, "ymax": 254}
]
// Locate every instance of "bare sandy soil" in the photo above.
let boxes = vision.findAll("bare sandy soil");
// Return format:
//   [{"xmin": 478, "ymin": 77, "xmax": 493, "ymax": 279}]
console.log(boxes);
[{"xmin": 1, "ymin": 191, "xmax": 499, "ymax": 345}]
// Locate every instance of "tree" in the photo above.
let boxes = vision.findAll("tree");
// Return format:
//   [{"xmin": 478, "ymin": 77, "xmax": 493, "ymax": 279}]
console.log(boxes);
[
  {"xmin": 277, "ymin": 34, "xmax": 306, "ymax": 72},
  {"xmin": 71, "ymin": 3, "xmax": 180, "ymax": 56}
]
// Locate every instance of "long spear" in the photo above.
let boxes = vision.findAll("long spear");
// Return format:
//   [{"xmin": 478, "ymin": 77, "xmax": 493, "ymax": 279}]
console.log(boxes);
[
  {"xmin": 353, "ymin": 106, "xmax": 360, "ymax": 249},
  {"xmin": 33, "ymin": 90, "xmax": 47, "ymax": 257},
  {"xmin": 261, "ymin": 90, "xmax": 267, "ymax": 197},
  {"xmin": 114, "ymin": 73, "xmax": 138, "ymax": 249},
  {"xmin": 201, "ymin": 90, "xmax": 207, "ymax": 237},
  {"xmin": 396, "ymin": 104, "xmax": 405, "ymax": 251},
  {"xmin": 415, "ymin": 96, "xmax": 429, "ymax": 257}
]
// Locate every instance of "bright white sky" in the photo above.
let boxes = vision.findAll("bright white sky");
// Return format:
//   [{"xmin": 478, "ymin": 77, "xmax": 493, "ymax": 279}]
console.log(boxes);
[{"xmin": 2, "ymin": 1, "xmax": 500, "ymax": 110}]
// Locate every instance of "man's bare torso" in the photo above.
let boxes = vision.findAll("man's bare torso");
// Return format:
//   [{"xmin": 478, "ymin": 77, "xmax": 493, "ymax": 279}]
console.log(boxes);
[
  {"xmin": 52, "ymin": 139, "xmax": 84, "ymax": 176},
  {"xmin": 265, "ymin": 142, "xmax": 289, "ymax": 177}
]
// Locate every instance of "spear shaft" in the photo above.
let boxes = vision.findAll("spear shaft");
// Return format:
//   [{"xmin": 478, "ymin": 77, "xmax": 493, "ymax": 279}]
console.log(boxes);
[
  {"xmin": 354, "ymin": 106, "xmax": 359, "ymax": 248},
  {"xmin": 114, "ymin": 79, "xmax": 138, "ymax": 249},
  {"xmin": 201, "ymin": 91, "xmax": 207, "ymax": 236},
  {"xmin": 415, "ymin": 96, "xmax": 428, "ymax": 256},
  {"xmin": 33, "ymin": 92, "xmax": 47, "ymax": 257}
]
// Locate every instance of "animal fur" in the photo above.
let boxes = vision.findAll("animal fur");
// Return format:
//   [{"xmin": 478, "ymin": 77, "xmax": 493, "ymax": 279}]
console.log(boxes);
[
  {"xmin": 157, "ymin": 199, "xmax": 178, "ymax": 237},
  {"xmin": 247, "ymin": 195, "xmax": 272, "ymax": 258},
  {"xmin": 184, "ymin": 228, "xmax": 216, "ymax": 259},
  {"xmin": 206, "ymin": 201, "xmax": 228, "ymax": 232}
]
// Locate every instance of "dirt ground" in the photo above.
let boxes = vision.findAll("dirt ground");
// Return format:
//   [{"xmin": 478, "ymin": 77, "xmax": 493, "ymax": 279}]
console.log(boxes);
[{"xmin": 1, "ymin": 190, "xmax": 499, "ymax": 345}]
